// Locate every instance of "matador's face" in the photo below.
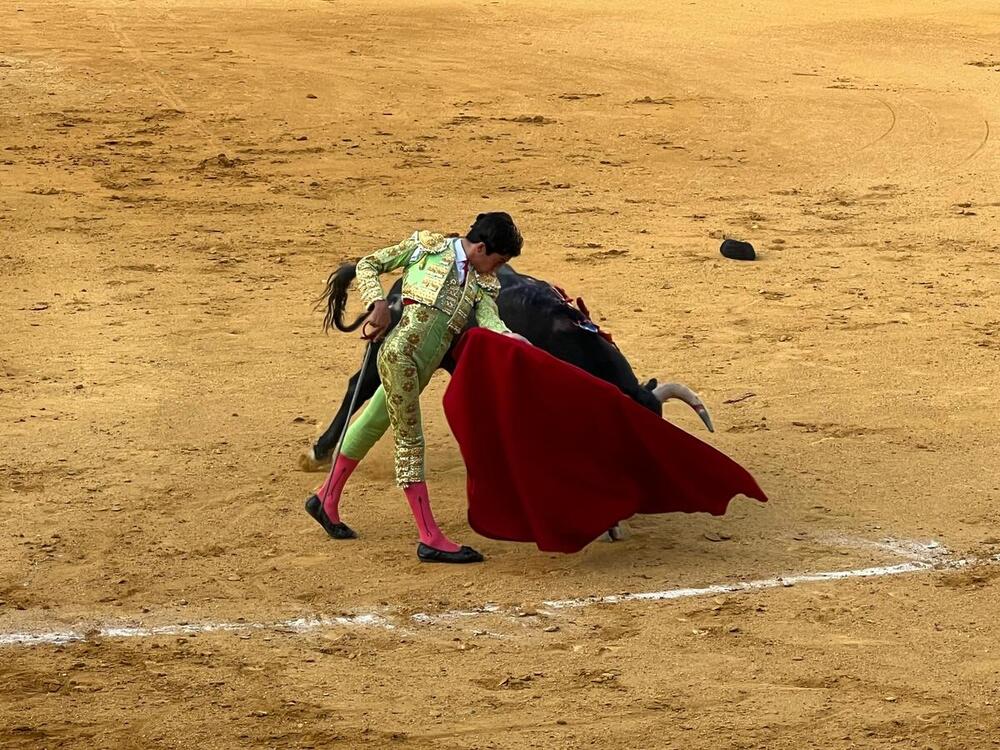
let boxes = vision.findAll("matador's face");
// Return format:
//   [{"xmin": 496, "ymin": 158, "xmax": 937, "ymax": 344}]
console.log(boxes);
[{"xmin": 467, "ymin": 242, "xmax": 512, "ymax": 275}]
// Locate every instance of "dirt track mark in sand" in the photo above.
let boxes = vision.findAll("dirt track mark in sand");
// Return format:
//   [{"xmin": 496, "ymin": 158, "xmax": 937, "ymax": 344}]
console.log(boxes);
[
  {"xmin": 859, "ymin": 96, "xmax": 897, "ymax": 151},
  {"xmin": 958, "ymin": 118, "xmax": 991, "ymax": 167},
  {"xmin": 97, "ymin": 7, "xmax": 220, "ymax": 148}
]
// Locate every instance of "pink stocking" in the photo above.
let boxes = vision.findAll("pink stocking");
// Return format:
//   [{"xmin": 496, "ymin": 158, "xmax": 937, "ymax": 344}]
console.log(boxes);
[
  {"xmin": 403, "ymin": 482, "xmax": 461, "ymax": 553},
  {"xmin": 316, "ymin": 455, "xmax": 359, "ymax": 523}
]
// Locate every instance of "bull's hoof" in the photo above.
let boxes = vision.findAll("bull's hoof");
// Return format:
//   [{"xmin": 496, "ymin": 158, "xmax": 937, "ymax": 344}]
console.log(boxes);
[
  {"xmin": 416, "ymin": 543, "xmax": 484, "ymax": 564},
  {"xmin": 298, "ymin": 446, "xmax": 331, "ymax": 473},
  {"xmin": 305, "ymin": 495, "xmax": 357, "ymax": 539},
  {"xmin": 602, "ymin": 523, "xmax": 629, "ymax": 542}
]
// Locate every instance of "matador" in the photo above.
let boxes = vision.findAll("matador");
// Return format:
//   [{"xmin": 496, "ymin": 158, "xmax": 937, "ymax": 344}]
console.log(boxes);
[{"xmin": 305, "ymin": 211, "xmax": 525, "ymax": 563}]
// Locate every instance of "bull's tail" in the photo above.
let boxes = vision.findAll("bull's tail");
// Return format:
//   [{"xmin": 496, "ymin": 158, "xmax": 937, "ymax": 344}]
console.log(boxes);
[{"xmin": 316, "ymin": 263, "xmax": 368, "ymax": 333}]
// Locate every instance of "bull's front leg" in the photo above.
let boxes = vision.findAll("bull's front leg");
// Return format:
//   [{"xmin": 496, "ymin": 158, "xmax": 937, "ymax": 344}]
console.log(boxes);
[{"xmin": 298, "ymin": 342, "xmax": 385, "ymax": 471}]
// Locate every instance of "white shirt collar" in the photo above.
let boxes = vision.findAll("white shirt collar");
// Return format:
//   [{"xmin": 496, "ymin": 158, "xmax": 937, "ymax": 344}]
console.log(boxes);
[{"xmin": 453, "ymin": 237, "xmax": 468, "ymax": 283}]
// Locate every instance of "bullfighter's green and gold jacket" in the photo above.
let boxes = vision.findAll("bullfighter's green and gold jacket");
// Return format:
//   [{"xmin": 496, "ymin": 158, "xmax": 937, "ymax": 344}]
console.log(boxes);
[{"xmin": 355, "ymin": 230, "xmax": 509, "ymax": 335}]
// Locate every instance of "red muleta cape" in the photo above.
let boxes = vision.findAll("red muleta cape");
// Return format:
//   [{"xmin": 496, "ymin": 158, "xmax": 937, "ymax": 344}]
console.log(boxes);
[{"xmin": 442, "ymin": 329, "xmax": 767, "ymax": 553}]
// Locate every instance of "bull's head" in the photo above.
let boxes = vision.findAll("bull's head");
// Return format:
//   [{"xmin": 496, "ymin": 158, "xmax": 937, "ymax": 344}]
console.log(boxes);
[
  {"xmin": 535, "ymin": 305, "xmax": 714, "ymax": 432},
  {"xmin": 495, "ymin": 270, "xmax": 715, "ymax": 433}
]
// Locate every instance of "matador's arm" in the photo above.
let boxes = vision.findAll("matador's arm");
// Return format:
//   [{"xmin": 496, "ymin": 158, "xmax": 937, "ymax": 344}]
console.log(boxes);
[
  {"xmin": 474, "ymin": 276, "xmax": 510, "ymax": 334},
  {"xmin": 355, "ymin": 234, "xmax": 420, "ymax": 307}
]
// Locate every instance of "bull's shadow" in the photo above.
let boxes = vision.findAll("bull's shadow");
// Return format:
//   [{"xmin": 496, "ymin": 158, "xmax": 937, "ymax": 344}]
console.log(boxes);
[{"xmin": 302, "ymin": 264, "xmax": 713, "ymax": 472}]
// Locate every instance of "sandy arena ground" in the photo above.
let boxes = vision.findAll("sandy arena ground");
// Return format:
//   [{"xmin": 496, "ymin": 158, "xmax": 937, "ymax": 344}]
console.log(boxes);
[{"xmin": 2, "ymin": 0, "xmax": 1000, "ymax": 747}]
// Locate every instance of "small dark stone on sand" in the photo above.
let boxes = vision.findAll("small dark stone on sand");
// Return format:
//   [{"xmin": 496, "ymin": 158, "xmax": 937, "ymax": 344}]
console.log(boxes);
[{"xmin": 720, "ymin": 238, "xmax": 756, "ymax": 261}]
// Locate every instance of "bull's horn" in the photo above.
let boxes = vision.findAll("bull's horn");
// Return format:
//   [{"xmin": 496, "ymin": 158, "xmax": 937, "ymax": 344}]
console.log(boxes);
[{"xmin": 652, "ymin": 382, "xmax": 715, "ymax": 432}]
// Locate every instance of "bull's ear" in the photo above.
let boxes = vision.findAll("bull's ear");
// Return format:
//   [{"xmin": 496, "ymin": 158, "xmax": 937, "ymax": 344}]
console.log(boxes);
[{"xmin": 643, "ymin": 378, "xmax": 658, "ymax": 391}]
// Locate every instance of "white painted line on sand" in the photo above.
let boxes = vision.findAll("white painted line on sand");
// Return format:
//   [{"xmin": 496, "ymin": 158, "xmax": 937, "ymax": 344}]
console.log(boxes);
[
  {"xmin": 409, "ymin": 536, "xmax": 963, "ymax": 622},
  {"xmin": 0, "ymin": 613, "xmax": 394, "ymax": 648},
  {"xmin": 542, "ymin": 560, "xmax": 931, "ymax": 609},
  {"xmin": 1, "ymin": 539, "xmax": 995, "ymax": 648}
]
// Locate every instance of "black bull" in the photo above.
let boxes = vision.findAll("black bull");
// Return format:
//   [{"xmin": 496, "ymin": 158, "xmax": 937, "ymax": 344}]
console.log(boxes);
[{"xmin": 300, "ymin": 264, "xmax": 713, "ymax": 471}]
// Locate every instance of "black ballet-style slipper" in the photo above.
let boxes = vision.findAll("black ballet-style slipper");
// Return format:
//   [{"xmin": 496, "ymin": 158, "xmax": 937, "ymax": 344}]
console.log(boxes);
[
  {"xmin": 305, "ymin": 494, "xmax": 357, "ymax": 540},
  {"xmin": 416, "ymin": 543, "xmax": 484, "ymax": 564}
]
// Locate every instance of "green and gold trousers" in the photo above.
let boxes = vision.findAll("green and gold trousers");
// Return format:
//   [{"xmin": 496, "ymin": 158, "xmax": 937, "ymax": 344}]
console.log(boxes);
[{"xmin": 340, "ymin": 303, "xmax": 456, "ymax": 486}]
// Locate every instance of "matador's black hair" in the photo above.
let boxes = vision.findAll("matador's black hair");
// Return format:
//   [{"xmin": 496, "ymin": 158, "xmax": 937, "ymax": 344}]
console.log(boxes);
[{"xmin": 467, "ymin": 212, "xmax": 522, "ymax": 257}]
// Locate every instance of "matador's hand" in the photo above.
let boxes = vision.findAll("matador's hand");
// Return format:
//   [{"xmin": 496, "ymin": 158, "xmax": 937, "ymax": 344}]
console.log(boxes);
[{"xmin": 363, "ymin": 300, "xmax": 391, "ymax": 340}]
